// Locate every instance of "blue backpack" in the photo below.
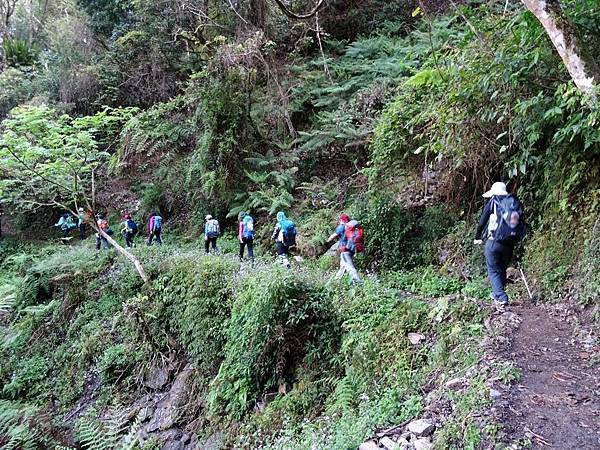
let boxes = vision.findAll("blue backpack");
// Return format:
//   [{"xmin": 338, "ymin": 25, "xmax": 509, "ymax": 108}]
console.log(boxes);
[
  {"xmin": 153, "ymin": 215, "xmax": 163, "ymax": 231},
  {"xmin": 127, "ymin": 219, "xmax": 138, "ymax": 235},
  {"xmin": 281, "ymin": 219, "xmax": 297, "ymax": 247},
  {"xmin": 243, "ymin": 216, "xmax": 255, "ymax": 239}
]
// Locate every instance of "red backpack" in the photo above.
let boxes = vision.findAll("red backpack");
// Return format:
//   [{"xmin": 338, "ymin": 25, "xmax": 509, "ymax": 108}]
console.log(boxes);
[{"xmin": 344, "ymin": 220, "xmax": 364, "ymax": 253}]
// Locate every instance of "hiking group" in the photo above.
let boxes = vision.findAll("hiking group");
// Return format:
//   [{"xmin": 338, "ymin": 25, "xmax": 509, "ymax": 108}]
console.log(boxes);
[{"xmin": 52, "ymin": 180, "xmax": 524, "ymax": 293}]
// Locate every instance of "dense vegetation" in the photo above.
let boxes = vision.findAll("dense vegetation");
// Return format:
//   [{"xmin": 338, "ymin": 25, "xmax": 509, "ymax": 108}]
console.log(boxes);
[{"xmin": 0, "ymin": 0, "xmax": 599, "ymax": 448}]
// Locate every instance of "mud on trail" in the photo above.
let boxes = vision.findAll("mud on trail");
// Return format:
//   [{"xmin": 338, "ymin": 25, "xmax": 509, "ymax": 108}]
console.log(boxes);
[{"xmin": 498, "ymin": 303, "xmax": 600, "ymax": 449}]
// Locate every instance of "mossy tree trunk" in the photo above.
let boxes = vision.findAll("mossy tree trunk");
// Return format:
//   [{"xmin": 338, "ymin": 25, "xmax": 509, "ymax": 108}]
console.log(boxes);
[{"xmin": 522, "ymin": 0, "xmax": 600, "ymax": 97}]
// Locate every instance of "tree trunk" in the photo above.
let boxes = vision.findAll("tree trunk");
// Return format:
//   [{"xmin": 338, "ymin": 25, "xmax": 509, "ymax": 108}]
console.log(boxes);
[
  {"xmin": 522, "ymin": 0, "xmax": 600, "ymax": 96},
  {"xmin": 94, "ymin": 225, "xmax": 149, "ymax": 284}
]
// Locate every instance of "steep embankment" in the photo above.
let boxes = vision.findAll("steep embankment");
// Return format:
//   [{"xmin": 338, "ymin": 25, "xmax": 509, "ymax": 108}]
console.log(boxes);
[{"xmin": 0, "ymin": 238, "xmax": 513, "ymax": 449}]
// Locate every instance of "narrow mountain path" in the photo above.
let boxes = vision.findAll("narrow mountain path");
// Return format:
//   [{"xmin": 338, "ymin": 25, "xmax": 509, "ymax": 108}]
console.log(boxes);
[{"xmin": 500, "ymin": 304, "xmax": 600, "ymax": 449}]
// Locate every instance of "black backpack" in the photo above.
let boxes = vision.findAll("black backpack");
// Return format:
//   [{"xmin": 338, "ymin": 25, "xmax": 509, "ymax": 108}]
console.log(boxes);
[{"xmin": 492, "ymin": 195, "xmax": 525, "ymax": 244}]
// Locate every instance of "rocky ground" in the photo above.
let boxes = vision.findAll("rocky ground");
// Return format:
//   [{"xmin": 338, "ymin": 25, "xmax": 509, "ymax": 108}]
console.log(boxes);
[
  {"xmin": 499, "ymin": 303, "xmax": 600, "ymax": 449},
  {"xmin": 356, "ymin": 297, "xmax": 600, "ymax": 450}
]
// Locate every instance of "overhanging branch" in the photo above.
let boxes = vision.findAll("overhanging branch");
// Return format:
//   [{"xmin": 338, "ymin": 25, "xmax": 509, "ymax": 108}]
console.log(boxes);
[{"xmin": 270, "ymin": 0, "xmax": 327, "ymax": 20}]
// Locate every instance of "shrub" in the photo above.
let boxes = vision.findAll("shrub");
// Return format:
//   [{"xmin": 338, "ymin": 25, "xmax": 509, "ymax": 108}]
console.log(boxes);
[
  {"xmin": 2, "ymin": 356, "xmax": 48, "ymax": 399},
  {"xmin": 98, "ymin": 344, "xmax": 140, "ymax": 383},
  {"xmin": 208, "ymin": 269, "xmax": 329, "ymax": 419}
]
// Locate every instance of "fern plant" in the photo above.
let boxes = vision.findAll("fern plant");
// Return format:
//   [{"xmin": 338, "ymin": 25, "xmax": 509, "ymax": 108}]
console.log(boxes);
[
  {"xmin": 0, "ymin": 400, "xmax": 40, "ymax": 449},
  {"xmin": 76, "ymin": 408, "xmax": 143, "ymax": 450}
]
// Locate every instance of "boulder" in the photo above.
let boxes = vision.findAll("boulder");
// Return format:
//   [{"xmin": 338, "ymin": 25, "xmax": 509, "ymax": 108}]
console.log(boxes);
[
  {"xmin": 490, "ymin": 388, "xmax": 502, "ymax": 400},
  {"xmin": 198, "ymin": 432, "xmax": 224, "ymax": 450},
  {"xmin": 407, "ymin": 419, "xmax": 435, "ymax": 437}
]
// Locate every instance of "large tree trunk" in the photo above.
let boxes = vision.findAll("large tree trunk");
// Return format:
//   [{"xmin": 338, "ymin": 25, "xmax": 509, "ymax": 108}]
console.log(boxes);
[{"xmin": 522, "ymin": 0, "xmax": 600, "ymax": 96}]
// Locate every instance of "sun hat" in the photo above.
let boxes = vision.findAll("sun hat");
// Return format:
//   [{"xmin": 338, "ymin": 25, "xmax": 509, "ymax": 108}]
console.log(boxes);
[
  {"xmin": 482, "ymin": 182, "xmax": 508, "ymax": 198},
  {"xmin": 205, "ymin": 214, "xmax": 212, "ymax": 220}
]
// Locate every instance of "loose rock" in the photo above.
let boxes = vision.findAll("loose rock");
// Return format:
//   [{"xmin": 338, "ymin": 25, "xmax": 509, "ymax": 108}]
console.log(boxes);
[
  {"xmin": 380, "ymin": 436, "xmax": 399, "ymax": 450},
  {"xmin": 407, "ymin": 419, "xmax": 435, "ymax": 437},
  {"xmin": 490, "ymin": 388, "xmax": 502, "ymax": 400},
  {"xmin": 358, "ymin": 440, "xmax": 379, "ymax": 450},
  {"xmin": 408, "ymin": 333, "xmax": 425, "ymax": 345},
  {"xmin": 445, "ymin": 377, "xmax": 468, "ymax": 391},
  {"xmin": 413, "ymin": 437, "xmax": 433, "ymax": 450}
]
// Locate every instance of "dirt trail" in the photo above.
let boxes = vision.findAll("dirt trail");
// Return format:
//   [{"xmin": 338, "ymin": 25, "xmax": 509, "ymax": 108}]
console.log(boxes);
[{"xmin": 501, "ymin": 304, "xmax": 600, "ymax": 449}]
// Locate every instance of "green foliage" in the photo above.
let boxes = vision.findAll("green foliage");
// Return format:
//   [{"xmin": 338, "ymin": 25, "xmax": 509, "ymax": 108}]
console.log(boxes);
[
  {"xmin": 1, "ymin": 356, "xmax": 48, "ymax": 399},
  {"xmin": 155, "ymin": 256, "xmax": 238, "ymax": 373},
  {"xmin": 387, "ymin": 266, "xmax": 464, "ymax": 297},
  {"xmin": 0, "ymin": 68, "xmax": 35, "ymax": 118},
  {"xmin": 355, "ymin": 198, "xmax": 455, "ymax": 270},
  {"xmin": 4, "ymin": 39, "xmax": 40, "ymax": 67},
  {"xmin": 75, "ymin": 408, "xmax": 143, "ymax": 450},
  {"xmin": 98, "ymin": 344, "xmax": 141, "ymax": 383},
  {"xmin": 0, "ymin": 105, "xmax": 137, "ymax": 214},
  {"xmin": 0, "ymin": 400, "xmax": 41, "ymax": 449},
  {"xmin": 208, "ymin": 269, "xmax": 331, "ymax": 419}
]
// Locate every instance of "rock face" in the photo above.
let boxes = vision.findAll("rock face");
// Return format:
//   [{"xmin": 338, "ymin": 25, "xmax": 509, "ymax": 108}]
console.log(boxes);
[
  {"xmin": 132, "ymin": 364, "xmax": 199, "ymax": 450},
  {"xmin": 146, "ymin": 364, "xmax": 194, "ymax": 432},
  {"xmin": 407, "ymin": 419, "xmax": 435, "ymax": 437},
  {"xmin": 143, "ymin": 366, "xmax": 170, "ymax": 390}
]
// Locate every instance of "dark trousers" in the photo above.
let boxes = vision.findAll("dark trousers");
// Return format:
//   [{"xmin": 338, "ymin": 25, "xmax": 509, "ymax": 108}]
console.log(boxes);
[
  {"xmin": 205, "ymin": 237, "xmax": 219, "ymax": 254},
  {"xmin": 485, "ymin": 240, "xmax": 513, "ymax": 303},
  {"xmin": 276, "ymin": 241, "xmax": 291, "ymax": 268},
  {"xmin": 147, "ymin": 229, "xmax": 162, "ymax": 245},
  {"xmin": 124, "ymin": 231, "xmax": 135, "ymax": 248},
  {"xmin": 96, "ymin": 236, "xmax": 109, "ymax": 250},
  {"xmin": 239, "ymin": 238, "xmax": 254, "ymax": 260},
  {"xmin": 79, "ymin": 223, "xmax": 86, "ymax": 240}
]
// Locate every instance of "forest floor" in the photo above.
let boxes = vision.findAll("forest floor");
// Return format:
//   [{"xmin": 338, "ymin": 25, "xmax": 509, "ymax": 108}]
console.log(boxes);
[{"xmin": 499, "ymin": 302, "xmax": 600, "ymax": 449}]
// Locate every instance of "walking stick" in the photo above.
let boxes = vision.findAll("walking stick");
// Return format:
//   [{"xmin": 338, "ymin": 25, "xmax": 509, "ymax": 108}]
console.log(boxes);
[{"xmin": 519, "ymin": 265, "xmax": 533, "ymax": 300}]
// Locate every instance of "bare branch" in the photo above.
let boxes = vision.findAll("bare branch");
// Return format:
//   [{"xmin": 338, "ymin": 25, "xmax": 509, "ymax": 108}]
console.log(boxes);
[{"xmin": 270, "ymin": 0, "xmax": 327, "ymax": 20}]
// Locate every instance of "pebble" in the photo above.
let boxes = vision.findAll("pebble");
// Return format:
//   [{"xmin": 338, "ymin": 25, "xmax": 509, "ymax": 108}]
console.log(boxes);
[{"xmin": 490, "ymin": 388, "xmax": 502, "ymax": 400}]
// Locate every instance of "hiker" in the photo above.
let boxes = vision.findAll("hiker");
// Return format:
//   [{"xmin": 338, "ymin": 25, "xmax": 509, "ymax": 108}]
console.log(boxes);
[
  {"xmin": 238, "ymin": 212, "xmax": 255, "ymax": 263},
  {"xmin": 336, "ymin": 217, "xmax": 364, "ymax": 283},
  {"xmin": 204, "ymin": 214, "xmax": 220, "ymax": 255},
  {"xmin": 95, "ymin": 214, "xmax": 113, "ymax": 250},
  {"xmin": 327, "ymin": 213, "xmax": 350, "ymax": 274},
  {"xmin": 121, "ymin": 213, "xmax": 138, "ymax": 248},
  {"xmin": 147, "ymin": 212, "xmax": 163, "ymax": 246},
  {"xmin": 55, "ymin": 212, "xmax": 77, "ymax": 238},
  {"xmin": 78, "ymin": 207, "xmax": 87, "ymax": 240},
  {"xmin": 474, "ymin": 182, "xmax": 525, "ymax": 307},
  {"xmin": 271, "ymin": 211, "xmax": 296, "ymax": 269}
]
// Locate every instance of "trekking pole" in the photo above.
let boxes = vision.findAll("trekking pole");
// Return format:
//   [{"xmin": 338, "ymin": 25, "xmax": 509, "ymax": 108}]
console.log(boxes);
[{"xmin": 519, "ymin": 265, "xmax": 533, "ymax": 300}]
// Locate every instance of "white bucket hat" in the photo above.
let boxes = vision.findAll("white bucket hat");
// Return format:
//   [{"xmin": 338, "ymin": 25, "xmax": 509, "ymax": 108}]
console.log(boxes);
[
  {"xmin": 482, "ymin": 182, "xmax": 508, "ymax": 198},
  {"xmin": 205, "ymin": 214, "xmax": 213, "ymax": 220}
]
